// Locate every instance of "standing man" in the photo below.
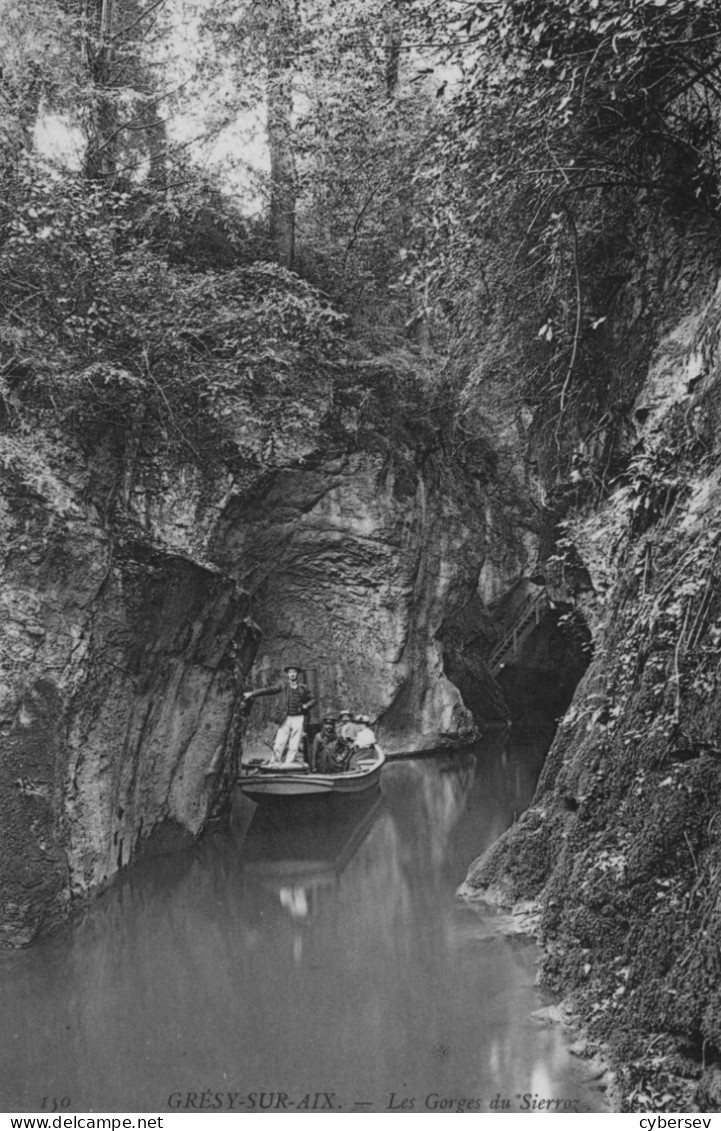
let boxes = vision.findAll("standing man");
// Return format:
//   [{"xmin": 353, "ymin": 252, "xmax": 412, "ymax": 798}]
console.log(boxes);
[{"xmin": 243, "ymin": 663, "xmax": 316, "ymax": 766}]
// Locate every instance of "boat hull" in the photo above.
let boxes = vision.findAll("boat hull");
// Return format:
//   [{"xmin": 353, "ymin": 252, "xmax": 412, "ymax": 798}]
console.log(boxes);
[{"xmin": 238, "ymin": 748, "xmax": 385, "ymax": 802}]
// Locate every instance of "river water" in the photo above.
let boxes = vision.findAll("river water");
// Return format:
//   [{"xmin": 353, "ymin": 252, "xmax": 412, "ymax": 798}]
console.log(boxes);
[{"xmin": 0, "ymin": 729, "xmax": 608, "ymax": 1114}]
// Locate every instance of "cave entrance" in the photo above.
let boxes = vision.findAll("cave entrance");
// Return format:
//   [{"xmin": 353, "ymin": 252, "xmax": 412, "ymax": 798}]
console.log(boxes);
[
  {"xmin": 492, "ymin": 594, "xmax": 592, "ymax": 729},
  {"xmin": 440, "ymin": 581, "xmax": 592, "ymax": 735}
]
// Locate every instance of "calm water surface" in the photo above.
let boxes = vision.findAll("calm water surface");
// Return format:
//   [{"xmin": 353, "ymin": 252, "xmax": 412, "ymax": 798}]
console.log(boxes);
[{"xmin": 0, "ymin": 730, "xmax": 608, "ymax": 1114}]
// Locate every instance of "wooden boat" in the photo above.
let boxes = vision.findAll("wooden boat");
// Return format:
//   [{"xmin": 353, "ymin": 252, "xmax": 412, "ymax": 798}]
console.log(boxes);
[{"xmin": 237, "ymin": 745, "xmax": 385, "ymax": 802}]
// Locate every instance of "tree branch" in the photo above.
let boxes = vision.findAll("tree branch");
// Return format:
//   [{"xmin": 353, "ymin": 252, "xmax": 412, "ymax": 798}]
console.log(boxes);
[
  {"xmin": 110, "ymin": 0, "xmax": 167, "ymax": 42},
  {"xmin": 558, "ymin": 203, "xmax": 582, "ymax": 421}
]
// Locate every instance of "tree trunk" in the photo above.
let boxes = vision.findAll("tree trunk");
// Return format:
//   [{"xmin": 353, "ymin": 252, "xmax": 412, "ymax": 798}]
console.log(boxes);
[
  {"xmin": 384, "ymin": 0, "xmax": 430, "ymax": 346},
  {"xmin": 142, "ymin": 92, "xmax": 168, "ymax": 192},
  {"xmin": 266, "ymin": 0, "xmax": 296, "ymax": 269},
  {"xmin": 82, "ymin": 0, "xmax": 118, "ymax": 184},
  {"xmin": 0, "ymin": 63, "xmax": 42, "ymax": 186},
  {"xmin": 384, "ymin": 0, "xmax": 402, "ymax": 98}
]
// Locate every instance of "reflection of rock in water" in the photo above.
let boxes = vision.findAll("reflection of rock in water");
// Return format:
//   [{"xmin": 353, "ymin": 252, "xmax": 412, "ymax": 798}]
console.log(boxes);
[{"xmin": 382, "ymin": 754, "xmax": 476, "ymax": 872}]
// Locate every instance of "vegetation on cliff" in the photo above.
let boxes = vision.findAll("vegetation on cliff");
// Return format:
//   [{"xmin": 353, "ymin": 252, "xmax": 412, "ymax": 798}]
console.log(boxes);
[
  {"xmin": 448, "ymin": 0, "xmax": 721, "ymax": 1111},
  {"xmin": 0, "ymin": 0, "xmax": 454, "ymax": 476},
  {"xmin": 6, "ymin": 0, "xmax": 719, "ymax": 483}
]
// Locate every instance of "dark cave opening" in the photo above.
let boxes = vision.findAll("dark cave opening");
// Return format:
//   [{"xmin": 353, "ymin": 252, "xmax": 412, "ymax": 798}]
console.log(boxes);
[{"xmin": 493, "ymin": 603, "xmax": 592, "ymax": 729}]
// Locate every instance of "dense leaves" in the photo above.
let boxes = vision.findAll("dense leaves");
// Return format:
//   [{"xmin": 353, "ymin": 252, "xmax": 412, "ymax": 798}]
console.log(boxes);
[
  {"xmin": 450, "ymin": 0, "xmax": 721, "ymax": 205},
  {"xmin": 3, "ymin": 0, "xmax": 721, "ymax": 482},
  {"xmin": 0, "ymin": 161, "xmax": 348, "ymax": 456},
  {"xmin": 404, "ymin": 0, "xmax": 721, "ymax": 478}
]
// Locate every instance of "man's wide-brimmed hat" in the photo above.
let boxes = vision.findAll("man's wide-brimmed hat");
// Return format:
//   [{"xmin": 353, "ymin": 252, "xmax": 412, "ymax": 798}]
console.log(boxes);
[
  {"xmin": 283, "ymin": 663, "xmax": 302, "ymax": 672},
  {"xmin": 322, "ymin": 713, "xmax": 337, "ymax": 724},
  {"xmin": 339, "ymin": 708, "xmax": 352, "ymax": 717}
]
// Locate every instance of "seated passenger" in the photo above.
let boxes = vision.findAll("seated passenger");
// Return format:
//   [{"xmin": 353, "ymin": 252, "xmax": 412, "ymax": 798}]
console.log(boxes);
[
  {"xmin": 316, "ymin": 725, "xmax": 354, "ymax": 775},
  {"xmin": 353, "ymin": 715, "xmax": 376, "ymax": 751},
  {"xmin": 337, "ymin": 709, "xmax": 362, "ymax": 742},
  {"xmin": 311, "ymin": 715, "xmax": 338, "ymax": 773},
  {"xmin": 326, "ymin": 741, "xmax": 354, "ymax": 774}
]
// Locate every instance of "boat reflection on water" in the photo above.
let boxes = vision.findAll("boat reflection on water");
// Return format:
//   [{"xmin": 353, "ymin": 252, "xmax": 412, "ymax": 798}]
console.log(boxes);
[
  {"xmin": 238, "ymin": 791, "xmax": 385, "ymax": 961},
  {"xmin": 240, "ymin": 789, "xmax": 385, "ymax": 881}
]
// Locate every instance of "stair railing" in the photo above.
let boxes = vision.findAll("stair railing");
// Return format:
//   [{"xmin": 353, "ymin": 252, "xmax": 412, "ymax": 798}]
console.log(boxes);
[{"xmin": 489, "ymin": 588, "xmax": 549, "ymax": 675}]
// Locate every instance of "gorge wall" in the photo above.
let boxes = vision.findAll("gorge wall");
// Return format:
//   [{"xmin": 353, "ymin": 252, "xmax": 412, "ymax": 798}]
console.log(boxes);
[
  {"xmin": 211, "ymin": 449, "xmax": 507, "ymax": 757},
  {"xmin": 0, "ymin": 379, "xmax": 529, "ymax": 946},
  {"xmin": 0, "ymin": 425, "xmax": 258, "ymax": 945},
  {"xmin": 462, "ymin": 241, "xmax": 721, "ymax": 1109}
]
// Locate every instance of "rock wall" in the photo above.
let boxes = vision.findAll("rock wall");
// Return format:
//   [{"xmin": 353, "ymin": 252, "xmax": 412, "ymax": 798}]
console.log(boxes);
[
  {"xmin": 211, "ymin": 449, "xmax": 509, "ymax": 756},
  {"xmin": 461, "ymin": 271, "xmax": 721, "ymax": 1109},
  {"xmin": 0, "ymin": 379, "xmax": 531, "ymax": 943},
  {"xmin": 0, "ymin": 427, "xmax": 257, "ymax": 946}
]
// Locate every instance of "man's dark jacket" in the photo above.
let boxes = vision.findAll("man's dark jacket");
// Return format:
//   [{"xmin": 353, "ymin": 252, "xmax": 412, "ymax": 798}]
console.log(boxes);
[{"xmin": 245, "ymin": 680, "xmax": 316, "ymax": 721}]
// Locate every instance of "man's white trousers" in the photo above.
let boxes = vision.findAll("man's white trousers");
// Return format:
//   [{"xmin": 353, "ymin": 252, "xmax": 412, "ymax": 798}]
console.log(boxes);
[{"xmin": 273, "ymin": 714, "xmax": 305, "ymax": 763}]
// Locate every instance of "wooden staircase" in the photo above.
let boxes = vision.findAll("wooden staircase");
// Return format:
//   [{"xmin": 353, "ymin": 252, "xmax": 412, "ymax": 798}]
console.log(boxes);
[{"xmin": 489, "ymin": 588, "xmax": 549, "ymax": 676}]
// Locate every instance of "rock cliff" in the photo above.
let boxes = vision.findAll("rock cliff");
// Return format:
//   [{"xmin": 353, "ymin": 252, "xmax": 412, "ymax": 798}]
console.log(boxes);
[
  {"xmin": 211, "ymin": 449, "xmax": 506, "ymax": 757},
  {"xmin": 1, "ymin": 367, "xmax": 527, "ymax": 945},
  {"xmin": 462, "ymin": 262, "xmax": 721, "ymax": 1109},
  {"xmin": 0, "ymin": 425, "xmax": 257, "ymax": 946}
]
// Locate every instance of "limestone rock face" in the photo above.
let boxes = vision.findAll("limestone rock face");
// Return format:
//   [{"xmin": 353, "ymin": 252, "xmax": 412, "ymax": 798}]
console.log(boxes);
[
  {"xmin": 1, "ymin": 338, "xmax": 537, "ymax": 944},
  {"xmin": 212, "ymin": 450, "xmax": 508, "ymax": 756},
  {"xmin": 1, "ymin": 413, "xmax": 519, "ymax": 943},
  {"xmin": 0, "ymin": 429, "xmax": 256, "ymax": 946},
  {"xmin": 462, "ymin": 274, "xmax": 721, "ymax": 1096}
]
